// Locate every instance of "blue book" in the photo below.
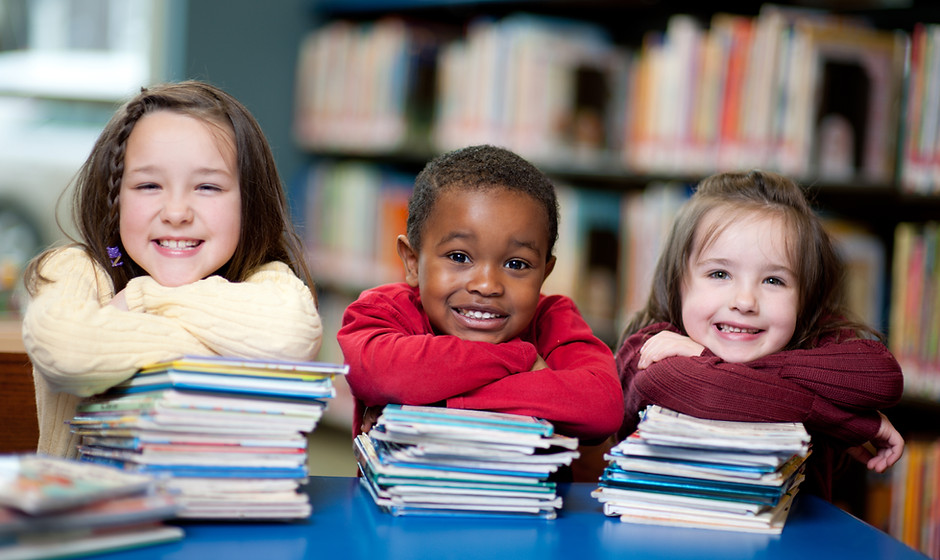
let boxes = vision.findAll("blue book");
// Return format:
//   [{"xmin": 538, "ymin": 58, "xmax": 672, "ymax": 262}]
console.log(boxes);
[{"xmin": 379, "ymin": 404, "xmax": 555, "ymax": 436}]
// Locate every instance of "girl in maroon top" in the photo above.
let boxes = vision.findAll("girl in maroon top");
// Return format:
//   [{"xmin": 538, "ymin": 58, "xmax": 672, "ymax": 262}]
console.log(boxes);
[{"xmin": 616, "ymin": 170, "xmax": 904, "ymax": 500}]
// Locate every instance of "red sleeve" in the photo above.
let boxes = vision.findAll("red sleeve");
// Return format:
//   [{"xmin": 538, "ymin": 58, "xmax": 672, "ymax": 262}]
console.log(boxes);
[
  {"xmin": 450, "ymin": 295, "xmax": 624, "ymax": 443},
  {"xmin": 616, "ymin": 323, "xmax": 898, "ymax": 446},
  {"xmin": 338, "ymin": 284, "xmax": 538, "ymax": 408}
]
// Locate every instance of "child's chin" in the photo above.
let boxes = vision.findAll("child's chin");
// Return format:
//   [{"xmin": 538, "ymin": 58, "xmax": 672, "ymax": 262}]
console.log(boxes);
[
  {"xmin": 147, "ymin": 271, "xmax": 204, "ymax": 287},
  {"xmin": 455, "ymin": 328, "xmax": 522, "ymax": 345}
]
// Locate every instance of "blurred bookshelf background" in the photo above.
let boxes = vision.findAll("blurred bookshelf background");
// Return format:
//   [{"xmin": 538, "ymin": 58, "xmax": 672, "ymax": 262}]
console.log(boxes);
[{"xmin": 3, "ymin": 0, "xmax": 940, "ymax": 555}]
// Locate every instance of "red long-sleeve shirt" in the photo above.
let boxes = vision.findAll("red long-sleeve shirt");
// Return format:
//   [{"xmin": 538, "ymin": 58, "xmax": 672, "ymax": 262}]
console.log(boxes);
[
  {"xmin": 616, "ymin": 322, "xmax": 904, "ymax": 499},
  {"xmin": 338, "ymin": 283, "xmax": 624, "ymax": 443}
]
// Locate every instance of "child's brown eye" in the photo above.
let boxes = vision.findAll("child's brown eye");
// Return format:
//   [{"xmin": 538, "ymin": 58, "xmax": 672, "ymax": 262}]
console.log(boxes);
[
  {"xmin": 447, "ymin": 252, "xmax": 470, "ymax": 264},
  {"xmin": 505, "ymin": 259, "xmax": 529, "ymax": 270}
]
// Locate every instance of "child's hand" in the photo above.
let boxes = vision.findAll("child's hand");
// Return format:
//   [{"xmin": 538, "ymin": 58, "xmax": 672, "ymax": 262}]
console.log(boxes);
[
  {"xmin": 845, "ymin": 412, "xmax": 904, "ymax": 473},
  {"xmin": 109, "ymin": 290, "xmax": 128, "ymax": 311},
  {"xmin": 531, "ymin": 354, "xmax": 548, "ymax": 371},
  {"xmin": 361, "ymin": 405, "xmax": 385, "ymax": 434},
  {"xmin": 638, "ymin": 331, "xmax": 705, "ymax": 369}
]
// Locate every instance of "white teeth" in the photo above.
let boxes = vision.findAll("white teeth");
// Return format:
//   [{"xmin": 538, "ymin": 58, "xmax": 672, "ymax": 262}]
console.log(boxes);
[
  {"xmin": 159, "ymin": 240, "xmax": 198, "ymax": 249},
  {"xmin": 719, "ymin": 324, "xmax": 759, "ymax": 334},
  {"xmin": 460, "ymin": 309, "xmax": 501, "ymax": 320}
]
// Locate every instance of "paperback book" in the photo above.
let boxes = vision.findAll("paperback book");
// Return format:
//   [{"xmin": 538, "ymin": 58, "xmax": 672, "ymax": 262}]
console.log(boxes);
[
  {"xmin": 71, "ymin": 355, "xmax": 348, "ymax": 520},
  {"xmin": 356, "ymin": 405, "xmax": 578, "ymax": 519},
  {"xmin": 593, "ymin": 405, "xmax": 811, "ymax": 534},
  {"xmin": 0, "ymin": 455, "xmax": 182, "ymax": 560}
]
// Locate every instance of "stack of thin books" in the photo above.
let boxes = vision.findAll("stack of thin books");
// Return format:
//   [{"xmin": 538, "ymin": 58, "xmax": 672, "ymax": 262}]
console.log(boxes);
[
  {"xmin": 592, "ymin": 405, "xmax": 811, "ymax": 534},
  {"xmin": 70, "ymin": 355, "xmax": 348, "ymax": 520},
  {"xmin": 0, "ymin": 455, "xmax": 182, "ymax": 559},
  {"xmin": 354, "ymin": 404, "xmax": 580, "ymax": 519}
]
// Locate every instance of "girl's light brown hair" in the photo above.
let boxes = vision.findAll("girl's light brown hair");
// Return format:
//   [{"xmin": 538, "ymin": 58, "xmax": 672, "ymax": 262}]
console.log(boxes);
[
  {"xmin": 623, "ymin": 170, "xmax": 878, "ymax": 349},
  {"xmin": 25, "ymin": 81, "xmax": 314, "ymax": 300}
]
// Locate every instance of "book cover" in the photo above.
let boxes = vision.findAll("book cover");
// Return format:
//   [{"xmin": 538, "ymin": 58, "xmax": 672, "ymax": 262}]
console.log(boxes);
[{"xmin": 0, "ymin": 456, "xmax": 156, "ymax": 515}]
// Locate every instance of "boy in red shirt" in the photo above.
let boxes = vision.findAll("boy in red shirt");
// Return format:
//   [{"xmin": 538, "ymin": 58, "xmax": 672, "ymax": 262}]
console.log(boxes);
[{"xmin": 338, "ymin": 145, "xmax": 623, "ymax": 459}]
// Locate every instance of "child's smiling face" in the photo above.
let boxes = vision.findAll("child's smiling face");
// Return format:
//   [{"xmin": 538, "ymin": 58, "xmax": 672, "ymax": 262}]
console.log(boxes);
[
  {"xmin": 119, "ymin": 110, "xmax": 241, "ymax": 287},
  {"xmin": 681, "ymin": 209, "xmax": 799, "ymax": 363},
  {"xmin": 398, "ymin": 186, "xmax": 555, "ymax": 344}
]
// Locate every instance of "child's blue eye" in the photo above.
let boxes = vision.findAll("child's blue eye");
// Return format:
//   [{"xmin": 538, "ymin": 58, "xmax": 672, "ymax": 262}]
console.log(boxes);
[
  {"xmin": 505, "ymin": 259, "xmax": 530, "ymax": 270},
  {"xmin": 447, "ymin": 252, "xmax": 470, "ymax": 264}
]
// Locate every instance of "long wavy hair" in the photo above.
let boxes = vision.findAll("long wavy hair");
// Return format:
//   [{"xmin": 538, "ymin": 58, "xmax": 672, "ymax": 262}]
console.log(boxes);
[
  {"xmin": 623, "ymin": 170, "xmax": 879, "ymax": 349},
  {"xmin": 25, "ymin": 81, "xmax": 314, "ymax": 300}
]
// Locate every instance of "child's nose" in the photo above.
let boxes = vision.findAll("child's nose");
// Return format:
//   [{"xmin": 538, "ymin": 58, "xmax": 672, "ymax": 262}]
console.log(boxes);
[
  {"xmin": 731, "ymin": 284, "xmax": 758, "ymax": 313},
  {"xmin": 467, "ymin": 264, "xmax": 503, "ymax": 297},
  {"xmin": 161, "ymin": 195, "xmax": 194, "ymax": 224}
]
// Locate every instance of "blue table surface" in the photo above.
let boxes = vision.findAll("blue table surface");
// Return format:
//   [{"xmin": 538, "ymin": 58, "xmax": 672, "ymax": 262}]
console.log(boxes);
[{"xmin": 87, "ymin": 476, "xmax": 926, "ymax": 560}]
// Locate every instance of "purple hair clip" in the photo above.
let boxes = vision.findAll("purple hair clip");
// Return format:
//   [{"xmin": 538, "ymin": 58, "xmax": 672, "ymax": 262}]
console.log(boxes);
[{"xmin": 107, "ymin": 246, "xmax": 123, "ymax": 268}]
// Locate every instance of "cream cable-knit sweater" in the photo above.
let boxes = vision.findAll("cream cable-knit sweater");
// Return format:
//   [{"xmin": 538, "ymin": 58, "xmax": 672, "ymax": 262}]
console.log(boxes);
[{"xmin": 22, "ymin": 246, "xmax": 323, "ymax": 459}]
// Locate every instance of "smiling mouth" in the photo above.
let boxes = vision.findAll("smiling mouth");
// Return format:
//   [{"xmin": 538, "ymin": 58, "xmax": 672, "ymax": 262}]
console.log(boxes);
[
  {"xmin": 156, "ymin": 240, "xmax": 201, "ymax": 249},
  {"xmin": 716, "ymin": 324, "xmax": 761, "ymax": 334},
  {"xmin": 457, "ymin": 308, "xmax": 506, "ymax": 320}
]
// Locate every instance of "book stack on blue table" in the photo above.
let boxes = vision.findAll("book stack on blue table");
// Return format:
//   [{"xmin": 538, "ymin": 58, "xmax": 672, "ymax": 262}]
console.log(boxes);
[
  {"xmin": 69, "ymin": 356, "xmax": 348, "ymax": 520},
  {"xmin": 354, "ymin": 404, "xmax": 580, "ymax": 519},
  {"xmin": 0, "ymin": 455, "xmax": 182, "ymax": 559},
  {"xmin": 592, "ymin": 405, "xmax": 811, "ymax": 534}
]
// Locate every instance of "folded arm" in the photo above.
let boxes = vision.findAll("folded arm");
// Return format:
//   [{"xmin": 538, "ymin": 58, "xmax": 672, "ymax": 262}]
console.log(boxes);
[
  {"xmin": 450, "ymin": 295, "xmax": 623, "ymax": 442},
  {"xmin": 124, "ymin": 261, "xmax": 322, "ymax": 362},
  {"xmin": 339, "ymin": 295, "xmax": 537, "ymax": 408}
]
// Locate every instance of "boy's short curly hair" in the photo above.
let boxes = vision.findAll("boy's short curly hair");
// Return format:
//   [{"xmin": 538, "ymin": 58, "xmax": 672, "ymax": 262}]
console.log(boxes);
[{"xmin": 406, "ymin": 145, "xmax": 559, "ymax": 261}]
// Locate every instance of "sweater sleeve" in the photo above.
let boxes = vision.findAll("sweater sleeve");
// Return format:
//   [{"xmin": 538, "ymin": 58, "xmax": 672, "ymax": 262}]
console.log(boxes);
[
  {"xmin": 122, "ymin": 261, "xmax": 322, "ymax": 362},
  {"xmin": 449, "ymin": 295, "xmax": 624, "ymax": 442},
  {"xmin": 616, "ymin": 323, "xmax": 894, "ymax": 446},
  {"xmin": 22, "ymin": 247, "xmax": 209, "ymax": 397},
  {"xmin": 338, "ymin": 285, "xmax": 539, "ymax": 408},
  {"xmin": 754, "ymin": 335, "xmax": 903, "ymax": 410}
]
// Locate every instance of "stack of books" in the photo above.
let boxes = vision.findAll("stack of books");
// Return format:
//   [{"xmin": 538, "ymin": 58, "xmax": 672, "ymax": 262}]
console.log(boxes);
[
  {"xmin": 592, "ymin": 405, "xmax": 811, "ymax": 534},
  {"xmin": 0, "ymin": 455, "xmax": 182, "ymax": 559},
  {"xmin": 70, "ymin": 356, "xmax": 348, "ymax": 520},
  {"xmin": 354, "ymin": 404, "xmax": 580, "ymax": 519}
]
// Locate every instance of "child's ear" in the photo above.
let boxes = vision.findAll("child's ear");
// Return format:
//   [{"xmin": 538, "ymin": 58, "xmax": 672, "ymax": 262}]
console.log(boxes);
[
  {"xmin": 542, "ymin": 255, "xmax": 556, "ymax": 283},
  {"xmin": 397, "ymin": 235, "xmax": 420, "ymax": 287}
]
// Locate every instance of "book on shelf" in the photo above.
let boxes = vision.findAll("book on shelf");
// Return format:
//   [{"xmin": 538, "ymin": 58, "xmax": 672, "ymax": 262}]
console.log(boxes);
[
  {"xmin": 824, "ymin": 219, "xmax": 887, "ymax": 332},
  {"xmin": 889, "ymin": 222, "xmax": 940, "ymax": 397},
  {"xmin": 0, "ymin": 455, "xmax": 182, "ymax": 560},
  {"xmin": 862, "ymin": 436, "xmax": 940, "ymax": 558},
  {"xmin": 618, "ymin": 181, "xmax": 692, "ymax": 322},
  {"xmin": 71, "ymin": 355, "xmax": 348, "ymax": 520},
  {"xmin": 300, "ymin": 160, "xmax": 412, "ymax": 289},
  {"xmin": 593, "ymin": 405, "xmax": 810, "ymax": 534},
  {"xmin": 294, "ymin": 17, "xmax": 449, "ymax": 152},
  {"xmin": 543, "ymin": 185, "xmax": 622, "ymax": 343},
  {"xmin": 292, "ymin": 6, "xmax": 913, "ymax": 184},
  {"xmin": 900, "ymin": 23, "xmax": 940, "ymax": 195},
  {"xmin": 433, "ymin": 14, "xmax": 621, "ymax": 165},
  {"xmin": 626, "ymin": 7, "xmax": 905, "ymax": 181},
  {"xmin": 354, "ymin": 405, "xmax": 578, "ymax": 519}
]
